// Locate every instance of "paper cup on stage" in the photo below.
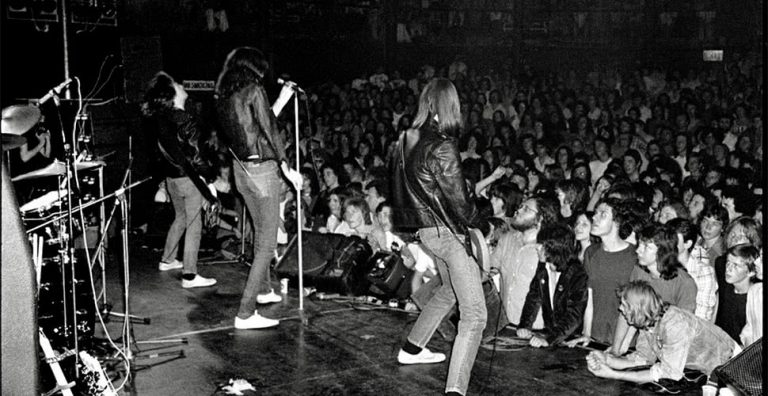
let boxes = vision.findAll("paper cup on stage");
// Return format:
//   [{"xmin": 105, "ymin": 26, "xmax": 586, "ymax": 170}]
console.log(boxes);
[{"xmin": 280, "ymin": 278, "xmax": 289, "ymax": 294}]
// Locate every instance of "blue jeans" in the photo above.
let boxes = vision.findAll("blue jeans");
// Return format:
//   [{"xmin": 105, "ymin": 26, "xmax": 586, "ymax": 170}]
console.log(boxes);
[
  {"xmin": 162, "ymin": 177, "xmax": 203, "ymax": 275},
  {"xmin": 407, "ymin": 226, "xmax": 487, "ymax": 395},
  {"xmin": 234, "ymin": 161, "xmax": 280, "ymax": 319}
]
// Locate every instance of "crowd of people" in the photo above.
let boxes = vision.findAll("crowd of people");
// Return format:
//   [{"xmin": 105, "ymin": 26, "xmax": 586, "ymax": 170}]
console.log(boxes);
[{"xmin": 149, "ymin": 50, "xmax": 762, "ymax": 395}]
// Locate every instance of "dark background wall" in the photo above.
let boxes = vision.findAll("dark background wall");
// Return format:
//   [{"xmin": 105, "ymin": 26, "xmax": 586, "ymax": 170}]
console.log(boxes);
[{"xmin": 1, "ymin": 0, "xmax": 762, "ymax": 106}]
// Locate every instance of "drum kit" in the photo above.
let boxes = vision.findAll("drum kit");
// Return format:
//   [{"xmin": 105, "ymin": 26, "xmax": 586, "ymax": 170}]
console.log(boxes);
[
  {"xmin": 3, "ymin": 103, "xmax": 107, "ymax": 353},
  {"xmin": 4, "ymin": 100, "xmax": 176, "ymax": 394}
]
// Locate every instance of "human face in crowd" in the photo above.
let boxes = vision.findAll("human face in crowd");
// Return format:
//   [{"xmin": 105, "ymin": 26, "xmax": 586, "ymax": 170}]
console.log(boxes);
[
  {"xmin": 328, "ymin": 194, "xmax": 342, "ymax": 217},
  {"xmin": 572, "ymin": 139, "xmax": 584, "ymax": 154},
  {"xmin": 700, "ymin": 215, "xmax": 723, "ymax": 241},
  {"xmin": 376, "ymin": 206, "xmax": 393, "ymax": 232},
  {"xmin": 687, "ymin": 156, "xmax": 702, "ymax": 176},
  {"xmin": 590, "ymin": 203, "xmax": 615, "ymax": 238},
  {"xmin": 704, "ymin": 170, "xmax": 721, "ymax": 187},
  {"xmin": 713, "ymin": 144, "xmax": 728, "ymax": 162},
  {"xmin": 623, "ymin": 155, "xmax": 639, "ymax": 176},
  {"xmin": 738, "ymin": 136, "xmax": 753, "ymax": 153},
  {"xmin": 482, "ymin": 149, "xmax": 495, "ymax": 168},
  {"xmin": 522, "ymin": 137, "xmax": 534, "ymax": 153},
  {"xmin": 674, "ymin": 135, "xmax": 687, "ymax": 155},
  {"xmin": 364, "ymin": 187, "xmax": 381, "ymax": 215},
  {"xmin": 725, "ymin": 254, "xmax": 755, "ymax": 285},
  {"xmin": 725, "ymin": 223, "xmax": 751, "ymax": 248},
  {"xmin": 323, "ymin": 167, "xmax": 339, "ymax": 189},
  {"xmin": 636, "ymin": 239, "xmax": 658, "ymax": 269},
  {"xmin": 647, "ymin": 142, "xmax": 661, "ymax": 158},
  {"xmin": 728, "ymin": 153, "xmax": 741, "ymax": 169},
  {"xmin": 657, "ymin": 205, "xmax": 678, "ymax": 224},
  {"xmin": 510, "ymin": 199, "xmax": 539, "ymax": 232},
  {"xmin": 594, "ymin": 140, "xmax": 608, "ymax": 159},
  {"xmin": 344, "ymin": 204, "xmax": 365, "ymax": 230},
  {"xmin": 574, "ymin": 213, "xmax": 592, "ymax": 242},
  {"xmin": 556, "ymin": 148, "xmax": 569, "ymax": 166},
  {"xmin": 535, "ymin": 143, "xmax": 548, "ymax": 158}
]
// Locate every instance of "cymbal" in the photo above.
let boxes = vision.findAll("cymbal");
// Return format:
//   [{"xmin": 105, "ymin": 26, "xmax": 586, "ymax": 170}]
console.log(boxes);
[
  {"xmin": 12, "ymin": 160, "xmax": 66, "ymax": 181},
  {"xmin": 12, "ymin": 159, "xmax": 106, "ymax": 181},
  {"xmin": 2, "ymin": 134, "xmax": 26, "ymax": 151},
  {"xmin": 1, "ymin": 105, "xmax": 41, "ymax": 136}
]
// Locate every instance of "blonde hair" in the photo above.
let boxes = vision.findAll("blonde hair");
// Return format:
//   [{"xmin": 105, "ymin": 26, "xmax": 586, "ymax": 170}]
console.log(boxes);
[
  {"xmin": 412, "ymin": 78, "xmax": 462, "ymax": 135},
  {"xmin": 617, "ymin": 280, "xmax": 665, "ymax": 329}
]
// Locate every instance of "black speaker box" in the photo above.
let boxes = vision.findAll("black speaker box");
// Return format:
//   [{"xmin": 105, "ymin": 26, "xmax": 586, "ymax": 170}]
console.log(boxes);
[{"xmin": 275, "ymin": 232, "xmax": 373, "ymax": 295}]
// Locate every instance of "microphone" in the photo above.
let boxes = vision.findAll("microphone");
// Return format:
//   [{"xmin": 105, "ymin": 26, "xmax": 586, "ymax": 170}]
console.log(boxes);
[
  {"xmin": 37, "ymin": 78, "xmax": 73, "ymax": 105},
  {"xmin": 277, "ymin": 78, "xmax": 305, "ymax": 93}
]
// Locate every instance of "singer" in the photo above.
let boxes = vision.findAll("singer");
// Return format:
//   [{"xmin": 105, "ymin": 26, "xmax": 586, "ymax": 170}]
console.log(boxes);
[
  {"xmin": 391, "ymin": 78, "xmax": 486, "ymax": 396},
  {"xmin": 214, "ymin": 47, "xmax": 302, "ymax": 330}
]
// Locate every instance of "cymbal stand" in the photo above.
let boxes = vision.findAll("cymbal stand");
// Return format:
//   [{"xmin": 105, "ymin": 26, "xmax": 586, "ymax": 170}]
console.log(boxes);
[
  {"xmin": 88, "ymin": 161, "xmax": 147, "ymax": 325},
  {"xmin": 51, "ymin": 90, "xmax": 82, "ymax": 374}
]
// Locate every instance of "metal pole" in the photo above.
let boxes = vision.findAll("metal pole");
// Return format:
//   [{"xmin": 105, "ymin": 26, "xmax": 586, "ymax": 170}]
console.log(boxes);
[
  {"xmin": 60, "ymin": 0, "xmax": 71, "ymax": 99},
  {"xmin": 294, "ymin": 92, "xmax": 304, "ymax": 313}
]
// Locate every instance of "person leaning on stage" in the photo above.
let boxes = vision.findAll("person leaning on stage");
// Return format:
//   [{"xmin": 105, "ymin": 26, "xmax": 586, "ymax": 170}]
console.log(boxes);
[
  {"xmin": 142, "ymin": 71, "xmax": 218, "ymax": 289},
  {"xmin": 391, "ymin": 78, "xmax": 487, "ymax": 396},
  {"xmin": 214, "ymin": 47, "xmax": 303, "ymax": 330},
  {"xmin": 586, "ymin": 280, "xmax": 737, "ymax": 386},
  {"xmin": 515, "ymin": 223, "xmax": 588, "ymax": 348}
]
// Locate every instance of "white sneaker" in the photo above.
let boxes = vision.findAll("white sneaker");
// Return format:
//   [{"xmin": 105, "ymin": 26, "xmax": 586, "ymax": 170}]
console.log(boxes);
[
  {"xmin": 234, "ymin": 311, "xmax": 279, "ymax": 329},
  {"xmin": 397, "ymin": 348, "xmax": 446, "ymax": 365},
  {"xmin": 159, "ymin": 259, "xmax": 183, "ymax": 271},
  {"xmin": 256, "ymin": 289, "xmax": 283, "ymax": 304},
  {"xmin": 181, "ymin": 275, "xmax": 217, "ymax": 288}
]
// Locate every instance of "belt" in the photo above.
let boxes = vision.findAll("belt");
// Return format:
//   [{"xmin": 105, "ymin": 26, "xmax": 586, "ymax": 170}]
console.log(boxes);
[{"xmin": 243, "ymin": 156, "xmax": 277, "ymax": 166}]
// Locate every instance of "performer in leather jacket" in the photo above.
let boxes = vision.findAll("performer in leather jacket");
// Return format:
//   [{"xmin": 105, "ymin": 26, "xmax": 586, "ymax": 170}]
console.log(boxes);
[
  {"xmin": 215, "ymin": 47, "xmax": 302, "ymax": 330},
  {"xmin": 392, "ymin": 78, "xmax": 486, "ymax": 396},
  {"xmin": 143, "ymin": 71, "xmax": 218, "ymax": 288}
]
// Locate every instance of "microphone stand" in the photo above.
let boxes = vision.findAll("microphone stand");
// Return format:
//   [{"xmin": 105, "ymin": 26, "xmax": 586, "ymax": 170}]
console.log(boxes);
[{"xmin": 292, "ymin": 86, "xmax": 306, "ymax": 321}]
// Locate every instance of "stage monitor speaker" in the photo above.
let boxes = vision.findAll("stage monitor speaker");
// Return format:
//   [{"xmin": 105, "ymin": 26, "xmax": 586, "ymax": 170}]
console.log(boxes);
[
  {"xmin": 275, "ymin": 232, "xmax": 373, "ymax": 295},
  {"xmin": 1, "ymin": 160, "xmax": 39, "ymax": 395},
  {"xmin": 120, "ymin": 36, "xmax": 163, "ymax": 104}
]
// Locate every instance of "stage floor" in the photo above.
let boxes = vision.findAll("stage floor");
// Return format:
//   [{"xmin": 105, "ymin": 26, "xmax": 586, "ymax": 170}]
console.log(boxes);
[{"xmin": 84, "ymin": 237, "xmax": 697, "ymax": 396}]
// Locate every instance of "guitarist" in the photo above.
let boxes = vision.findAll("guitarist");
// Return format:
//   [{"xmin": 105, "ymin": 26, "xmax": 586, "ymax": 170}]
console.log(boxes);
[
  {"xmin": 142, "ymin": 72, "xmax": 218, "ymax": 288},
  {"xmin": 391, "ymin": 78, "xmax": 486, "ymax": 396}
]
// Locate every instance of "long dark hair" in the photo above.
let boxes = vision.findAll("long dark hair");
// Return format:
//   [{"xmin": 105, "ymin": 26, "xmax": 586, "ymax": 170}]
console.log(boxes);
[
  {"xmin": 412, "ymin": 78, "xmax": 462, "ymax": 136},
  {"xmin": 537, "ymin": 223, "xmax": 579, "ymax": 272},
  {"xmin": 141, "ymin": 71, "xmax": 175, "ymax": 116},
  {"xmin": 638, "ymin": 223, "xmax": 683, "ymax": 280},
  {"xmin": 214, "ymin": 47, "xmax": 274, "ymax": 145}
]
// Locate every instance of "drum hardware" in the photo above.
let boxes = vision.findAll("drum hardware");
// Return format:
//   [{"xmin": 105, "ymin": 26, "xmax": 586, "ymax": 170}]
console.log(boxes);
[{"xmin": 91, "ymin": 171, "xmax": 185, "ymax": 383}]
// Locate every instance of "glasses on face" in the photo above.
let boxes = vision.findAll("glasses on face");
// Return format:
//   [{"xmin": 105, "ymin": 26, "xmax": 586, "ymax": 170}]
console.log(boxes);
[{"xmin": 516, "ymin": 204, "xmax": 538, "ymax": 214}]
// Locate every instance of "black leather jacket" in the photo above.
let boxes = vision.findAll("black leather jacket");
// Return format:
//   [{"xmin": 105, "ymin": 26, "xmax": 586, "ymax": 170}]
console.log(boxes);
[
  {"xmin": 215, "ymin": 82, "xmax": 287, "ymax": 164},
  {"xmin": 147, "ymin": 107, "xmax": 215, "ymax": 202},
  {"xmin": 391, "ymin": 122, "xmax": 480, "ymax": 236}
]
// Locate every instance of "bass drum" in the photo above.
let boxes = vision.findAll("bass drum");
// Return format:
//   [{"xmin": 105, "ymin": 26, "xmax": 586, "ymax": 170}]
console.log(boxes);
[{"xmin": 37, "ymin": 252, "xmax": 96, "ymax": 352}]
